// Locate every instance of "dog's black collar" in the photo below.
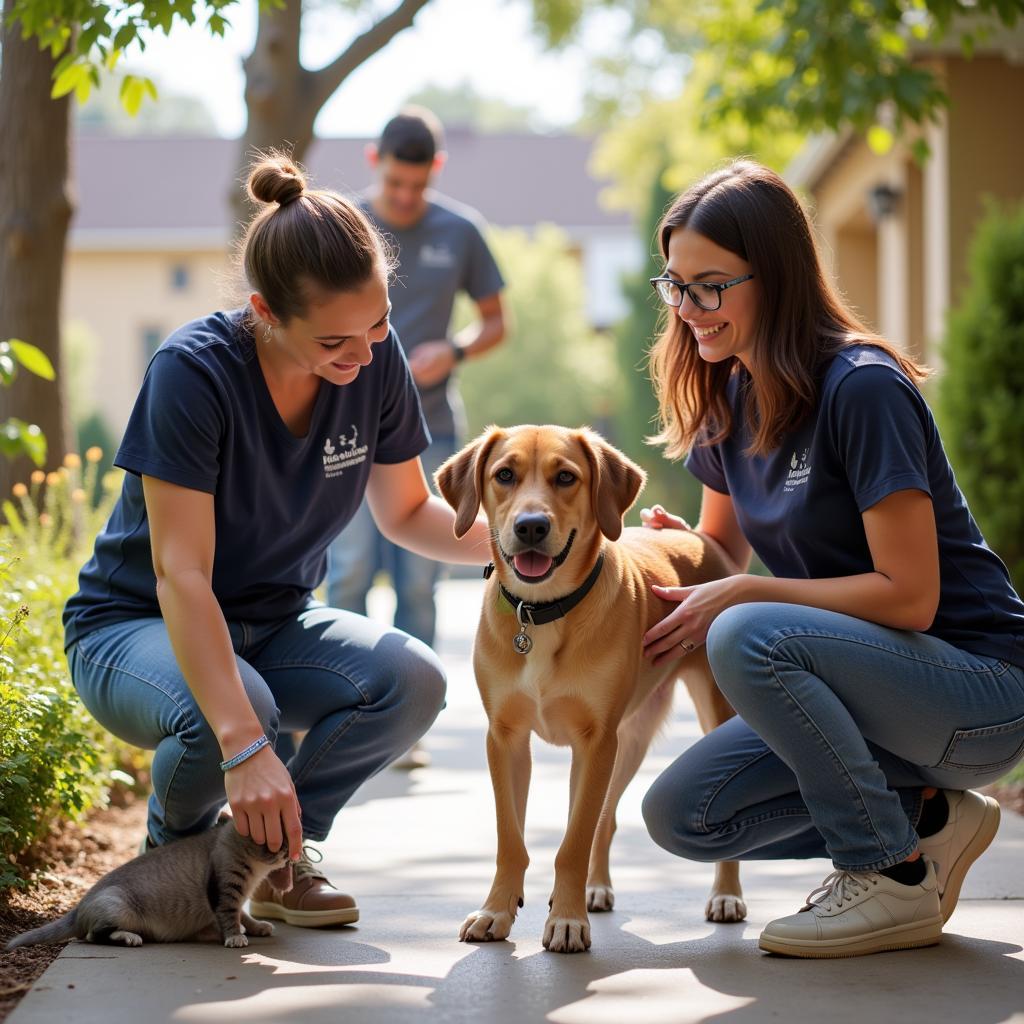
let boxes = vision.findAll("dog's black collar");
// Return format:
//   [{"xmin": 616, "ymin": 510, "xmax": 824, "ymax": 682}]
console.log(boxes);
[{"xmin": 483, "ymin": 552, "xmax": 606, "ymax": 626}]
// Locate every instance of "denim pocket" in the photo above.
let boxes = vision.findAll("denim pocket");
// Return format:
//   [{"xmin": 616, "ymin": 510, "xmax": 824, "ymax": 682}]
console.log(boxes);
[{"xmin": 938, "ymin": 712, "xmax": 1024, "ymax": 771}]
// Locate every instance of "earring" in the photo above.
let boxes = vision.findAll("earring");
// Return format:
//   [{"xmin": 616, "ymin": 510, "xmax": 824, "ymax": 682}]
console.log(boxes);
[{"xmin": 263, "ymin": 323, "xmax": 273, "ymax": 344}]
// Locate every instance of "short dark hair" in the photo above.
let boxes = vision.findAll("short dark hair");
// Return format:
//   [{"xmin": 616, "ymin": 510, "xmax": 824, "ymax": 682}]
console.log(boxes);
[{"xmin": 377, "ymin": 106, "xmax": 444, "ymax": 164}]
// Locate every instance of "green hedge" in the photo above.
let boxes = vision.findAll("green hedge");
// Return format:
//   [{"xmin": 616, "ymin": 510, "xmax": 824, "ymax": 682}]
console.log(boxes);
[
  {"xmin": 0, "ymin": 452, "xmax": 145, "ymax": 889},
  {"xmin": 938, "ymin": 199, "xmax": 1024, "ymax": 595}
]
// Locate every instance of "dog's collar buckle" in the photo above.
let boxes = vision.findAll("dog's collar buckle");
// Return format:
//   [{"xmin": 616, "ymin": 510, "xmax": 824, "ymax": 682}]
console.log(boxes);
[
  {"xmin": 483, "ymin": 562, "xmax": 495, "ymax": 580},
  {"xmin": 513, "ymin": 601, "xmax": 534, "ymax": 655}
]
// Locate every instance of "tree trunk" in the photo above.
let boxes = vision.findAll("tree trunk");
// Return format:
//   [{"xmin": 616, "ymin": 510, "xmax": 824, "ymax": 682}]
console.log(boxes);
[
  {"xmin": 0, "ymin": 12, "xmax": 73, "ymax": 497},
  {"xmin": 229, "ymin": 0, "xmax": 432, "ymax": 238}
]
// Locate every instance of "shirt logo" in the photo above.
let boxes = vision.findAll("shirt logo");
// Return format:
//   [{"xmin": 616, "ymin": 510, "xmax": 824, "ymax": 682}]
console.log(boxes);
[
  {"xmin": 784, "ymin": 448, "xmax": 811, "ymax": 493},
  {"xmin": 419, "ymin": 243, "xmax": 455, "ymax": 268},
  {"xmin": 323, "ymin": 424, "xmax": 368, "ymax": 479}
]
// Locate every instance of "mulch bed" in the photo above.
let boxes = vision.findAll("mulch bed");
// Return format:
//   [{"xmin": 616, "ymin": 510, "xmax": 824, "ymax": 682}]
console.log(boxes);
[
  {"xmin": 0, "ymin": 783, "xmax": 1021, "ymax": 1022},
  {"xmin": 0, "ymin": 798, "xmax": 148, "ymax": 1023}
]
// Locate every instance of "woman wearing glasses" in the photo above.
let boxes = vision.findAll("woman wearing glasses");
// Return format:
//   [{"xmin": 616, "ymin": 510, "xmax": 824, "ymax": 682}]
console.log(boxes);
[{"xmin": 638, "ymin": 160, "xmax": 1024, "ymax": 958}]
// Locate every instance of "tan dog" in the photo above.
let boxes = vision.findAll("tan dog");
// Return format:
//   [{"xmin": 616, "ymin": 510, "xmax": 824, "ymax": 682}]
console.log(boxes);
[{"xmin": 436, "ymin": 424, "xmax": 747, "ymax": 954}]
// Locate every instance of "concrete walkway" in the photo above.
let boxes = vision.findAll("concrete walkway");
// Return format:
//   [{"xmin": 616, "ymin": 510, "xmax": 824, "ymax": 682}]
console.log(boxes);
[{"xmin": 12, "ymin": 580, "xmax": 1024, "ymax": 1024}]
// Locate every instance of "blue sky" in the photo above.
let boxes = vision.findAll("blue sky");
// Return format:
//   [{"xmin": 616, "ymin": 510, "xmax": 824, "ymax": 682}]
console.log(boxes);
[{"xmin": 121, "ymin": 0, "xmax": 611, "ymax": 137}]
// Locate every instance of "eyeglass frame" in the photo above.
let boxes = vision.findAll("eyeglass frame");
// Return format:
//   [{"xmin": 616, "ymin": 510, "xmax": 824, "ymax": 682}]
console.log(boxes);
[{"xmin": 649, "ymin": 272, "xmax": 755, "ymax": 312}]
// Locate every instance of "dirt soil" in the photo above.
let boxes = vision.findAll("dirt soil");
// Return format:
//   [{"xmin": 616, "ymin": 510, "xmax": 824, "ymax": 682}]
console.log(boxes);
[{"xmin": 0, "ymin": 785, "xmax": 1020, "ymax": 1022}]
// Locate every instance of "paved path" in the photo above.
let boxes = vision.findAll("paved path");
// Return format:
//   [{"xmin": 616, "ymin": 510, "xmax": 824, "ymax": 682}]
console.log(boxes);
[{"xmin": 11, "ymin": 580, "xmax": 1024, "ymax": 1024}]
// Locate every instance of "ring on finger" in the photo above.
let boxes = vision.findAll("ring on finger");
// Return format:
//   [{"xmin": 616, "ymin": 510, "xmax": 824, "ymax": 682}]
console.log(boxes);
[{"xmin": 678, "ymin": 639, "xmax": 695, "ymax": 652}]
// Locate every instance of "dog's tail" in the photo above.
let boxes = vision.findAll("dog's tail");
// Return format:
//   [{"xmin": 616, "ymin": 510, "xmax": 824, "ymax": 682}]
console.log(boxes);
[{"xmin": 5, "ymin": 909, "xmax": 79, "ymax": 950}]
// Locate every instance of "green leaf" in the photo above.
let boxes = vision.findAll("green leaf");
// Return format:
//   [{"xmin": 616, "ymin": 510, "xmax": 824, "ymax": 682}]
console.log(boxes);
[
  {"xmin": 120, "ymin": 76, "xmax": 146, "ymax": 117},
  {"xmin": 0, "ymin": 420, "xmax": 47, "ymax": 467},
  {"xmin": 51, "ymin": 62, "xmax": 89, "ymax": 100},
  {"xmin": 8, "ymin": 340, "xmax": 55, "ymax": 381}
]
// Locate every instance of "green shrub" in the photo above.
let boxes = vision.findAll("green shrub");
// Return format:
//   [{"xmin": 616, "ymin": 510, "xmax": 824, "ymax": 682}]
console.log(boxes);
[
  {"xmin": 938, "ymin": 200, "xmax": 1024, "ymax": 594},
  {"xmin": 0, "ymin": 452, "xmax": 145, "ymax": 889}
]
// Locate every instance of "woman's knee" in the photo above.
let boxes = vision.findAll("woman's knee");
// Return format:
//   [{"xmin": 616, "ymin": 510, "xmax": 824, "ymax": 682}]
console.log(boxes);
[{"xmin": 641, "ymin": 764, "xmax": 720, "ymax": 863}]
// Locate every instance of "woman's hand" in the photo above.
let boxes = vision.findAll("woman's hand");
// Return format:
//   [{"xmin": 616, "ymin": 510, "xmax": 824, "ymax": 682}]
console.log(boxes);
[
  {"xmin": 223, "ymin": 745, "xmax": 304, "ymax": 861},
  {"xmin": 642, "ymin": 576, "xmax": 745, "ymax": 666},
  {"xmin": 640, "ymin": 504, "xmax": 692, "ymax": 531}
]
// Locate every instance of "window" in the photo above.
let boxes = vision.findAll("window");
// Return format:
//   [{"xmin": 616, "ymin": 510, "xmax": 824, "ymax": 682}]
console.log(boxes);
[
  {"xmin": 142, "ymin": 326, "xmax": 163, "ymax": 365},
  {"xmin": 171, "ymin": 264, "xmax": 190, "ymax": 291}
]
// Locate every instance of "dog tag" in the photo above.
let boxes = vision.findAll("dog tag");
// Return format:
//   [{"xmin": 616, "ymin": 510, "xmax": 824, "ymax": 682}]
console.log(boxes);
[
  {"xmin": 513, "ymin": 601, "xmax": 533, "ymax": 655},
  {"xmin": 512, "ymin": 627, "xmax": 533, "ymax": 655}
]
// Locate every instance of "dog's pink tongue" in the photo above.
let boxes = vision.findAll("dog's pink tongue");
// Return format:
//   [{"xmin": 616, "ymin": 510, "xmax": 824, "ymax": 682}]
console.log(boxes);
[{"xmin": 514, "ymin": 551, "xmax": 553, "ymax": 578}]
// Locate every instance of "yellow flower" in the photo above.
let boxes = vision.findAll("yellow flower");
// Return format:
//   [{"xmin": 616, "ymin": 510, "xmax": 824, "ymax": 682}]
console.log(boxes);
[
  {"xmin": 30, "ymin": 470, "xmax": 45, "ymax": 484},
  {"xmin": 63, "ymin": 453, "xmax": 82, "ymax": 469},
  {"xmin": 45, "ymin": 472, "xmax": 60, "ymax": 486},
  {"xmin": 71, "ymin": 488, "xmax": 86, "ymax": 503},
  {"xmin": 12, "ymin": 483, "xmax": 28, "ymax": 497},
  {"xmin": 85, "ymin": 446, "xmax": 103, "ymax": 462},
  {"xmin": 39, "ymin": 512, "xmax": 52, "ymax": 526}
]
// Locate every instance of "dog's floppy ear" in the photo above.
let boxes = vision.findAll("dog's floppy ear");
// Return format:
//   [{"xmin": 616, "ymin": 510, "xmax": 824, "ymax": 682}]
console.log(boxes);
[
  {"xmin": 435, "ymin": 426, "xmax": 505, "ymax": 538},
  {"xmin": 576, "ymin": 428, "xmax": 646, "ymax": 541}
]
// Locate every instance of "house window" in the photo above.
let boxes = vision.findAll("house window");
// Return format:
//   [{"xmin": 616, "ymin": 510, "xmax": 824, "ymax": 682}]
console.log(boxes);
[
  {"xmin": 142, "ymin": 326, "xmax": 164, "ymax": 365},
  {"xmin": 171, "ymin": 263, "xmax": 190, "ymax": 291}
]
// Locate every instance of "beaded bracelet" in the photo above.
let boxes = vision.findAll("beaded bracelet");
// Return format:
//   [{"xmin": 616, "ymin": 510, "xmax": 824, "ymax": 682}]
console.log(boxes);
[{"xmin": 219, "ymin": 735, "xmax": 270, "ymax": 772}]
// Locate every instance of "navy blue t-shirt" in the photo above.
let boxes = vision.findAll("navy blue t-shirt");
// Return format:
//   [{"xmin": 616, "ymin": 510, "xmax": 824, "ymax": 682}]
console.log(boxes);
[
  {"xmin": 685, "ymin": 345, "xmax": 1024, "ymax": 667},
  {"xmin": 63, "ymin": 310, "xmax": 429, "ymax": 647}
]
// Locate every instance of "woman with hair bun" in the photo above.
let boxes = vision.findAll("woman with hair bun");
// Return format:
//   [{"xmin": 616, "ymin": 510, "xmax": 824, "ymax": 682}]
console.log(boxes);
[
  {"xmin": 638, "ymin": 160, "xmax": 1024, "ymax": 958},
  {"xmin": 63, "ymin": 153, "xmax": 491, "ymax": 928}
]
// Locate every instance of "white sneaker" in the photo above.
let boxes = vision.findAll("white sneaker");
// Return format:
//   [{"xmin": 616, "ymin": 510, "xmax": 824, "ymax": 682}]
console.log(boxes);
[
  {"xmin": 759, "ymin": 860, "xmax": 943, "ymax": 958},
  {"xmin": 917, "ymin": 789, "xmax": 1000, "ymax": 923}
]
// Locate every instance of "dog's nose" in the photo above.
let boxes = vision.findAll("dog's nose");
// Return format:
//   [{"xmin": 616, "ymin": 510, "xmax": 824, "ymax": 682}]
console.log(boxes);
[{"xmin": 513, "ymin": 513, "xmax": 550, "ymax": 546}]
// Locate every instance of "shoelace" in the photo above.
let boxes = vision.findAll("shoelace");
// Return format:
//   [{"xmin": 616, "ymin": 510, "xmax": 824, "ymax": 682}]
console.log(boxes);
[
  {"xmin": 805, "ymin": 869, "xmax": 879, "ymax": 911},
  {"xmin": 294, "ymin": 843, "xmax": 327, "ymax": 883}
]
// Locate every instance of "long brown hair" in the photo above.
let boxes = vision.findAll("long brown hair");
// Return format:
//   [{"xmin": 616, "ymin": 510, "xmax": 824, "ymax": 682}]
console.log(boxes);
[
  {"xmin": 648, "ymin": 160, "xmax": 928, "ymax": 458},
  {"xmin": 238, "ymin": 149, "xmax": 395, "ymax": 326}
]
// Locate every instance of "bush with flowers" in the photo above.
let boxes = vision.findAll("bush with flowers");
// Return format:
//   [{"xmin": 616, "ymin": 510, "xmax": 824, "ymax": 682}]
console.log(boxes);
[{"xmin": 0, "ymin": 449, "xmax": 148, "ymax": 889}]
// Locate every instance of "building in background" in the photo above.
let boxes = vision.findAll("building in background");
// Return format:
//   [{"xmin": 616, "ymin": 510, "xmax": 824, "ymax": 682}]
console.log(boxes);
[
  {"xmin": 787, "ymin": 41, "xmax": 1024, "ymax": 363},
  {"xmin": 65, "ymin": 130, "xmax": 641, "ymax": 438}
]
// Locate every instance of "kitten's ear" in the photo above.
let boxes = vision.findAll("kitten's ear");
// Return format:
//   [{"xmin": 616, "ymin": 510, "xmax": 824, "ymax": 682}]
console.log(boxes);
[{"xmin": 267, "ymin": 864, "xmax": 293, "ymax": 892}]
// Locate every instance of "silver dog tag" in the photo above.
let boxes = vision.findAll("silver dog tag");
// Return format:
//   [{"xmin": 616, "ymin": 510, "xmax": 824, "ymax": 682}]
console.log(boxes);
[
  {"xmin": 513, "ymin": 628, "xmax": 533, "ymax": 655},
  {"xmin": 513, "ymin": 601, "xmax": 533, "ymax": 655}
]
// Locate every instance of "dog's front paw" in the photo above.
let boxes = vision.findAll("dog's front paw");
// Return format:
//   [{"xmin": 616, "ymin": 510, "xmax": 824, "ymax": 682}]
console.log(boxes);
[
  {"xmin": 223, "ymin": 934, "xmax": 249, "ymax": 948},
  {"xmin": 705, "ymin": 893, "xmax": 747, "ymax": 923},
  {"xmin": 543, "ymin": 912, "xmax": 591, "ymax": 953},
  {"xmin": 245, "ymin": 919, "xmax": 275, "ymax": 937},
  {"xmin": 586, "ymin": 884, "xmax": 615, "ymax": 912},
  {"xmin": 459, "ymin": 909, "xmax": 515, "ymax": 943}
]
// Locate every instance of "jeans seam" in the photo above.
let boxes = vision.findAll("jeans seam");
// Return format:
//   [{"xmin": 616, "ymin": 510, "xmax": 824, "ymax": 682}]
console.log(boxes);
[
  {"xmin": 291, "ymin": 708, "xmax": 363, "ymax": 790},
  {"xmin": 257, "ymin": 662, "xmax": 370, "ymax": 704},
  {"xmin": 763, "ymin": 626, "xmax": 1007, "ymax": 674},
  {"xmin": 765, "ymin": 632, "xmax": 892, "ymax": 858},
  {"xmin": 699, "ymin": 746, "xmax": 779, "ymax": 833}
]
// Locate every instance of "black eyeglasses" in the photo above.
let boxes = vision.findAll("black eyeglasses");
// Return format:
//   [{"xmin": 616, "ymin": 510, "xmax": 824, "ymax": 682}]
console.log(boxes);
[{"xmin": 649, "ymin": 273, "xmax": 754, "ymax": 312}]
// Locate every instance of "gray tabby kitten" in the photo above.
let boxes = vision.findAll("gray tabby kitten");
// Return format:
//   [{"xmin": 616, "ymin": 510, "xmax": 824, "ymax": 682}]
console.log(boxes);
[{"xmin": 5, "ymin": 820, "xmax": 293, "ymax": 950}]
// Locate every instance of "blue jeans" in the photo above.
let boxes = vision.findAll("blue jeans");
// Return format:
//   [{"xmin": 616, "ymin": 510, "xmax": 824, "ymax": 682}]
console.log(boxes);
[
  {"xmin": 643, "ymin": 603, "xmax": 1024, "ymax": 872},
  {"xmin": 326, "ymin": 438, "xmax": 456, "ymax": 647},
  {"xmin": 67, "ymin": 602, "xmax": 446, "ymax": 846}
]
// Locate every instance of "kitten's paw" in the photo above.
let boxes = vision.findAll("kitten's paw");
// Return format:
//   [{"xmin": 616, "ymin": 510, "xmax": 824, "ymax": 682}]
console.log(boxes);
[
  {"xmin": 109, "ymin": 930, "xmax": 143, "ymax": 947},
  {"xmin": 223, "ymin": 934, "xmax": 249, "ymax": 948},
  {"xmin": 586, "ymin": 884, "xmax": 615, "ymax": 912},
  {"xmin": 245, "ymin": 919, "xmax": 274, "ymax": 937},
  {"xmin": 705, "ymin": 893, "xmax": 747, "ymax": 923}
]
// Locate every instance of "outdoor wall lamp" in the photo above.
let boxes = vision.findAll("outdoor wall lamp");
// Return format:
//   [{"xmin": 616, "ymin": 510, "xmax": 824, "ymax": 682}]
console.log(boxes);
[{"xmin": 867, "ymin": 183, "xmax": 902, "ymax": 222}]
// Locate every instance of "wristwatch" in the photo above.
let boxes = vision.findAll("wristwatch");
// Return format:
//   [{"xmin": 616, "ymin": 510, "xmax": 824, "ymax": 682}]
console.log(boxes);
[{"xmin": 450, "ymin": 340, "xmax": 467, "ymax": 364}]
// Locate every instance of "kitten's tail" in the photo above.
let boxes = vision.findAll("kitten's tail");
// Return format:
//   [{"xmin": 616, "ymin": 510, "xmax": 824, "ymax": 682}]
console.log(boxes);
[{"xmin": 5, "ymin": 909, "xmax": 79, "ymax": 950}]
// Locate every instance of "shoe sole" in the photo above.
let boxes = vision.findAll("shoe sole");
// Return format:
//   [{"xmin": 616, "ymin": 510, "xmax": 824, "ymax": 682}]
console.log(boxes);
[
  {"xmin": 758, "ymin": 916, "xmax": 943, "ymax": 959},
  {"xmin": 248, "ymin": 900, "xmax": 360, "ymax": 928},
  {"xmin": 938, "ymin": 795, "xmax": 1001, "ymax": 924}
]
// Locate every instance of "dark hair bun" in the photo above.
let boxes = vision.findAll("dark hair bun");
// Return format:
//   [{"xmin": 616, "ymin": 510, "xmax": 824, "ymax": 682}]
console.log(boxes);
[{"xmin": 247, "ymin": 153, "xmax": 306, "ymax": 207}]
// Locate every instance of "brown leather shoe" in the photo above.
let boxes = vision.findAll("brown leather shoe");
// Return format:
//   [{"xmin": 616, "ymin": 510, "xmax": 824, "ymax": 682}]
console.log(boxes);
[{"xmin": 249, "ymin": 849, "xmax": 359, "ymax": 927}]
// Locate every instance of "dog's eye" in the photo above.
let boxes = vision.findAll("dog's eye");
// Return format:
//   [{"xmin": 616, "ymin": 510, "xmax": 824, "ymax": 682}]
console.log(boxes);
[
  {"xmin": 556, "ymin": 470, "xmax": 576, "ymax": 486},
  {"xmin": 495, "ymin": 467, "xmax": 515, "ymax": 484}
]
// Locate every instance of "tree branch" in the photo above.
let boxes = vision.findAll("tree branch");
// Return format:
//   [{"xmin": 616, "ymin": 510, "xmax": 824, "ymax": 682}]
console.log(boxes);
[{"xmin": 311, "ymin": 0, "xmax": 433, "ymax": 111}]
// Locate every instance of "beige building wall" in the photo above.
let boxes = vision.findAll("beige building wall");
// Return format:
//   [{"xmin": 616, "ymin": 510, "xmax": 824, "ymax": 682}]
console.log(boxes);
[{"xmin": 63, "ymin": 246, "xmax": 234, "ymax": 438}]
